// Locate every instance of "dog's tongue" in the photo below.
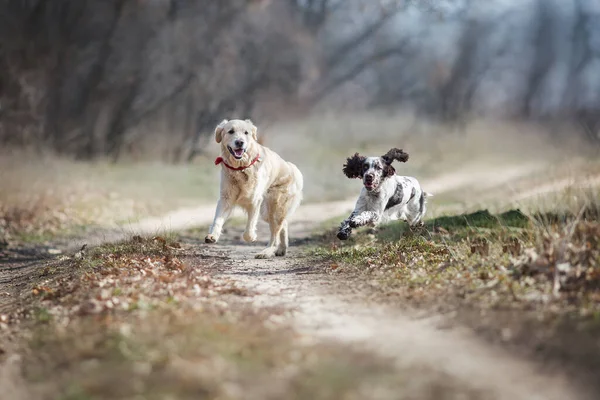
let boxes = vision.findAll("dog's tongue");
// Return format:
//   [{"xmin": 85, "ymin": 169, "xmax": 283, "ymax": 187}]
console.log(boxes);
[{"xmin": 234, "ymin": 149, "xmax": 244, "ymax": 157}]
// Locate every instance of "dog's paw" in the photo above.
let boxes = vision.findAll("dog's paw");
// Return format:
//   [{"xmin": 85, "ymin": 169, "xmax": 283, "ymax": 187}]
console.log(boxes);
[
  {"xmin": 204, "ymin": 234, "xmax": 218, "ymax": 244},
  {"xmin": 408, "ymin": 221, "xmax": 425, "ymax": 229},
  {"xmin": 243, "ymin": 230, "xmax": 257, "ymax": 243},
  {"xmin": 255, "ymin": 248, "xmax": 276, "ymax": 259},
  {"xmin": 275, "ymin": 246, "xmax": 287, "ymax": 257},
  {"xmin": 337, "ymin": 231, "xmax": 350, "ymax": 240}
]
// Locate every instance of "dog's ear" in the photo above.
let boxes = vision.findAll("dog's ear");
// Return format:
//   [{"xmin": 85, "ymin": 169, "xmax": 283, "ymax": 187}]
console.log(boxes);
[
  {"xmin": 215, "ymin": 119, "xmax": 228, "ymax": 144},
  {"xmin": 342, "ymin": 153, "xmax": 366, "ymax": 179},
  {"xmin": 381, "ymin": 148, "xmax": 409, "ymax": 165},
  {"xmin": 383, "ymin": 164, "xmax": 396, "ymax": 178},
  {"xmin": 245, "ymin": 119, "xmax": 258, "ymax": 141}
]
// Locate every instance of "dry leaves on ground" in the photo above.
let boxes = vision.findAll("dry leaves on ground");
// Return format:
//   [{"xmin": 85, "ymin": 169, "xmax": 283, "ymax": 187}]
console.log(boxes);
[{"xmin": 5, "ymin": 236, "xmax": 247, "ymax": 328}]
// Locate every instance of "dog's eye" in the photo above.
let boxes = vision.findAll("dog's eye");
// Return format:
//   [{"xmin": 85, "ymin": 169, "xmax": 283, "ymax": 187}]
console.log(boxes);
[
  {"xmin": 363, "ymin": 165, "xmax": 369, "ymax": 170},
  {"xmin": 244, "ymin": 131, "xmax": 249, "ymax": 135},
  {"xmin": 228, "ymin": 129, "xmax": 235, "ymax": 134}
]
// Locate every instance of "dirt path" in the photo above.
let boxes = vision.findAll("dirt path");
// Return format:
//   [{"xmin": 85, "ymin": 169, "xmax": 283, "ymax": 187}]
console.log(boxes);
[{"xmin": 192, "ymin": 216, "xmax": 592, "ymax": 400}]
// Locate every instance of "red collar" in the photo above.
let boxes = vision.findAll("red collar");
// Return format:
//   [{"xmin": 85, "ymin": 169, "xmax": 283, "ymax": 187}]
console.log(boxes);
[{"xmin": 215, "ymin": 153, "xmax": 261, "ymax": 171}]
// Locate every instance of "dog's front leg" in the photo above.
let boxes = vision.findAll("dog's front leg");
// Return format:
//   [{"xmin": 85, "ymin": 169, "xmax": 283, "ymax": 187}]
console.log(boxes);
[
  {"xmin": 205, "ymin": 199, "xmax": 233, "ymax": 244},
  {"xmin": 349, "ymin": 211, "xmax": 381, "ymax": 228},
  {"xmin": 243, "ymin": 200, "xmax": 262, "ymax": 243},
  {"xmin": 337, "ymin": 211, "xmax": 380, "ymax": 240}
]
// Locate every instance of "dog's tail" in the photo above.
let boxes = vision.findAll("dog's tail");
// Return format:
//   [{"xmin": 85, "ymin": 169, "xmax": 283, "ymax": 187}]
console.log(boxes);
[{"xmin": 286, "ymin": 162, "xmax": 304, "ymax": 218}]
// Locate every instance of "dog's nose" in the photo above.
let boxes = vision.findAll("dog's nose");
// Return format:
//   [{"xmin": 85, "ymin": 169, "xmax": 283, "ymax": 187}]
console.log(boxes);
[
  {"xmin": 234, "ymin": 139, "xmax": 244, "ymax": 148},
  {"xmin": 365, "ymin": 174, "xmax": 373, "ymax": 181}
]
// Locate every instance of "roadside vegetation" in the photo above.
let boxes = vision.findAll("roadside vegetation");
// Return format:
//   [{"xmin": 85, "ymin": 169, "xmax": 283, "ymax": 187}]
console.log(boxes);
[
  {"xmin": 0, "ymin": 152, "xmax": 219, "ymax": 246},
  {"xmin": 313, "ymin": 188, "xmax": 600, "ymax": 382}
]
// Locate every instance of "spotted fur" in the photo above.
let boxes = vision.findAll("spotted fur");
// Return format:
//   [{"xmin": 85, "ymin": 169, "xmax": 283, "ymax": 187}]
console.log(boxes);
[{"xmin": 337, "ymin": 149, "xmax": 431, "ymax": 240}]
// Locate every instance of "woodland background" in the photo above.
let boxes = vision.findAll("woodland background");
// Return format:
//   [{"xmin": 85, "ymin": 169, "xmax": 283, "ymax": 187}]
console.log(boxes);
[{"xmin": 1, "ymin": 0, "xmax": 600, "ymax": 163}]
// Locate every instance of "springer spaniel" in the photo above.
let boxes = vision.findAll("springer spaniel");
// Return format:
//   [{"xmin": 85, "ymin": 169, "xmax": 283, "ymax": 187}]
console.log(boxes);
[{"xmin": 337, "ymin": 148, "xmax": 431, "ymax": 240}]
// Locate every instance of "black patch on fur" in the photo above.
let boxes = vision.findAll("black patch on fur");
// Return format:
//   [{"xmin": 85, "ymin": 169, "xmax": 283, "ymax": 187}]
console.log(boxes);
[
  {"xmin": 385, "ymin": 185, "xmax": 404, "ymax": 210},
  {"xmin": 409, "ymin": 186, "xmax": 416, "ymax": 200},
  {"xmin": 382, "ymin": 163, "xmax": 396, "ymax": 178},
  {"xmin": 342, "ymin": 153, "xmax": 366, "ymax": 179},
  {"xmin": 419, "ymin": 192, "xmax": 425, "ymax": 214},
  {"xmin": 381, "ymin": 148, "xmax": 409, "ymax": 165}
]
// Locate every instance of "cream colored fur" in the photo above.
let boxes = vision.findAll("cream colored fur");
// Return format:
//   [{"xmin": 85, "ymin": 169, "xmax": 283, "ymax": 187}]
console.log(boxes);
[{"xmin": 205, "ymin": 119, "xmax": 303, "ymax": 259}]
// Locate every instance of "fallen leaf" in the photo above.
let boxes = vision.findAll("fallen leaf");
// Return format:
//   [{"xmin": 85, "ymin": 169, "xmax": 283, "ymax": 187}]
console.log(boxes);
[{"xmin": 152, "ymin": 236, "xmax": 166, "ymax": 245}]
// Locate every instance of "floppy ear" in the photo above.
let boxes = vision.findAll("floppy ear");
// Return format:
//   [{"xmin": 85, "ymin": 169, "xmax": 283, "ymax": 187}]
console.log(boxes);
[
  {"xmin": 245, "ymin": 119, "xmax": 258, "ymax": 141},
  {"xmin": 383, "ymin": 164, "xmax": 396, "ymax": 178},
  {"xmin": 381, "ymin": 148, "xmax": 409, "ymax": 164},
  {"xmin": 215, "ymin": 119, "xmax": 228, "ymax": 144},
  {"xmin": 342, "ymin": 153, "xmax": 366, "ymax": 179}
]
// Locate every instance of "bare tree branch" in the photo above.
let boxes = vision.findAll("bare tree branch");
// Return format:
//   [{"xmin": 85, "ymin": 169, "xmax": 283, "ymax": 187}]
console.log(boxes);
[
  {"xmin": 312, "ymin": 41, "xmax": 409, "ymax": 103},
  {"xmin": 325, "ymin": 3, "xmax": 405, "ymax": 70}
]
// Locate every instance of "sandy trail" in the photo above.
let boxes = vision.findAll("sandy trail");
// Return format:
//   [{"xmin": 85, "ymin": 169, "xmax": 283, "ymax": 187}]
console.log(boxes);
[{"xmin": 67, "ymin": 199, "xmax": 357, "ymax": 251}]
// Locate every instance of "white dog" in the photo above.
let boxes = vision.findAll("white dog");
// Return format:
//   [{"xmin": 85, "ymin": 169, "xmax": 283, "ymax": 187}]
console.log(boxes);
[
  {"xmin": 205, "ymin": 119, "xmax": 303, "ymax": 258},
  {"xmin": 337, "ymin": 148, "xmax": 431, "ymax": 240}
]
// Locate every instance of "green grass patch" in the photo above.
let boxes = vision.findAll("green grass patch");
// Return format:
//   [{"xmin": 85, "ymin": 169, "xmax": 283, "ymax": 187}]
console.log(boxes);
[
  {"xmin": 428, "ymin": 209, "xmax": 531, "ymax": 230},
  {"xmin": 374, "ymin": 209, "xmax": 531, "ymax": 243}
]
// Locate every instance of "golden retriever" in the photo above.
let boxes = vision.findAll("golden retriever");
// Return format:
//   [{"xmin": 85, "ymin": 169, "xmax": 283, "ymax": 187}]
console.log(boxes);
[{"xmin": 205, "ymin": 119, "xmax": 303, "ymax": 258}]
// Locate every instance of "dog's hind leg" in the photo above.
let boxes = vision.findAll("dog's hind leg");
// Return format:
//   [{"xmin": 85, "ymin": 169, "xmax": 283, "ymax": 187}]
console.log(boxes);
[
  {"xmin": 407, "ymin": 192, "xmax": 427, "ymax": 227},
  {"xmin": 256, "ymin": 217, "xmax": 285, "ymax": 259},
  {"xmin": 256, "ymin": 197, "xmax": 287, "ymax": 259},
  {"xmin": 275, "ymin": 220, "xmax": 288, "ymax": 256}
]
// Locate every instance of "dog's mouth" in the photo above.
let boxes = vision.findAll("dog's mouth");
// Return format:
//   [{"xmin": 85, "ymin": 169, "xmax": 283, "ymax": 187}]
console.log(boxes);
[
  {"xmin": 227, "ymin": 146, "xmax": 246, "ymax": 160},
  {"xmin": 364, "ymin": 181, "xmax": 377, "ymax": 191}
]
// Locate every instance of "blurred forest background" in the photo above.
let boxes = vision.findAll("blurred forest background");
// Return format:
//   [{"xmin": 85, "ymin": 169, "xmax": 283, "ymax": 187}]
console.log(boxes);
[{"xmin": 1, "ymin": 0, "xmax": 600, "ymax": 163}]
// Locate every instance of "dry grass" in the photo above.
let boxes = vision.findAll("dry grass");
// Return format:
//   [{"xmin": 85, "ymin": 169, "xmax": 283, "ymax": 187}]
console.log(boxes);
[
  {"xmin": 0, "ymin": 151, "xmax": 219, "ymax": 242},
  {"xmin": 0, "ymin": 235, "xmax": 487, "ymax": 400},
  {"xmin": 314, "ymin": 187, "xmax": 600, "ymax": 308}
]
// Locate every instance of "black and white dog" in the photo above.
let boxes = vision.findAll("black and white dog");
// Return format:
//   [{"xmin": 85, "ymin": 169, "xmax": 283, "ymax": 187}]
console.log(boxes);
[{"xmin": 337, "ymin": 148, "xmax": 431, "ymax": 240}]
